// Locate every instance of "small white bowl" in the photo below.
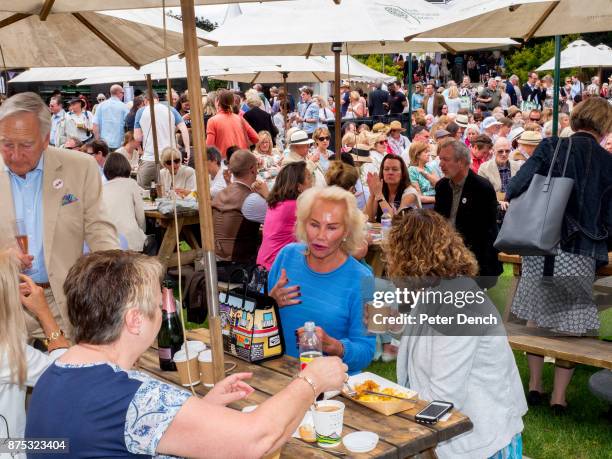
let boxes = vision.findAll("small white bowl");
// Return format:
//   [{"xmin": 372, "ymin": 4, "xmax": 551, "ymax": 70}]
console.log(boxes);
[{"xmin": 342, "ymin": 431, "xmax": 379, "ymax": 453}]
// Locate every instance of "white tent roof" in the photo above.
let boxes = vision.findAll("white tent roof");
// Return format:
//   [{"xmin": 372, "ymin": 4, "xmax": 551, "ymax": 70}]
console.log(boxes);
[
  {"xmin": 12, "ymin": 55, "xmax": 395, "ymax": 86},
  {"xmin": 536, "ymin": 40, "xmax": 612, "ymax": 71},
  {"xmin": 199, "ymin": 0, "xmax": 518, "ymax": 56},
  {"xmin": 411, "ymin": 0, "xmax": 612, "ymax": 40}
]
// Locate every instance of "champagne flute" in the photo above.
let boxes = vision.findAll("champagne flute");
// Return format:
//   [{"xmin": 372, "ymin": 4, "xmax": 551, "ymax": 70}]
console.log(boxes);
[{"xmin": 15, "ymin": 219, "xmax": 37, "ymax": 275}]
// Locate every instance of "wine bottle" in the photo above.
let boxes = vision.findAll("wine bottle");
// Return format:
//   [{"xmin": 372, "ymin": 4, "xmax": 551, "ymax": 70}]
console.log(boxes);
[{"xmin": 158, "ymin": 280, "xmax": 184, "ymax": 371}]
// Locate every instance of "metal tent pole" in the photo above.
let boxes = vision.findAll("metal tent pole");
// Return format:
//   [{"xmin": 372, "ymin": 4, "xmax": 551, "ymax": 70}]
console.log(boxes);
[
  {"xmin": 407, "ymin": 53, "xmax": 413, "ymax": 140},
  {"xmin": 332, "ymin": 42, "xmax": 342, "ymax": 153},
  {"xmin": 552, "ymin": 35, "xmax": 561, "ymax": 137}
]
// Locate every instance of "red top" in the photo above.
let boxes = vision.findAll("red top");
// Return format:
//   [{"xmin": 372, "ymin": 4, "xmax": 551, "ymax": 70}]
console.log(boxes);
[{"xmin": 206, "ymin": 111, "xmax": 259, "ymax": 158}]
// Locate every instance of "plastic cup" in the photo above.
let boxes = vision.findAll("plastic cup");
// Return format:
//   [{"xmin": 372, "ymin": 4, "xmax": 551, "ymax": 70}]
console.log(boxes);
[
  {"xmin": 311, "ymin": 400, "xmax": 345, "ymax": 448},
  {"xmin": 198, "ymin": 349, "xmax": 214, "ymax": 387},
  {"xmin": 173, "ymin": 349, "xmax": 200, "ymax": 387}
]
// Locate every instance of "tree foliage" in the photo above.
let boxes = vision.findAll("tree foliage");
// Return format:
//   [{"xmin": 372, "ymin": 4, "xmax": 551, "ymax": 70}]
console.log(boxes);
[
  {"xmin": 354, "ymin": 54, "xmax": 403, "ymax": 80},
  {"xmin": 167, "ymin": 12, "xmax": 218, "ymax": 32}
]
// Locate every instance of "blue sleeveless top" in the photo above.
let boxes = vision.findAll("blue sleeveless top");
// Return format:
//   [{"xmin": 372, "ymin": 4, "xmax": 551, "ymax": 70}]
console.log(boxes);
[{"xmin": 25, "ymin": 361, "xmax": 190, "ymax": 458}]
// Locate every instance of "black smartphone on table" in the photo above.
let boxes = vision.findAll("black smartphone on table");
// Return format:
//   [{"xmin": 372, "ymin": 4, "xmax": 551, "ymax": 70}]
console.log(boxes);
[{"xmin": 415, "ymin": 400, "xmax": 454, "ymax": 425}]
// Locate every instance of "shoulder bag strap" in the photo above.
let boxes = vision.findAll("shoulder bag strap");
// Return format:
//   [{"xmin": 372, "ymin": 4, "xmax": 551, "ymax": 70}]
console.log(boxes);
[
  {"xmin": 560, "ymin": 137, "xmax": 573, "ymax": 177},
  {"xmin": 542, "ymin": 137, "xmax": 564, "ymax": 191}
]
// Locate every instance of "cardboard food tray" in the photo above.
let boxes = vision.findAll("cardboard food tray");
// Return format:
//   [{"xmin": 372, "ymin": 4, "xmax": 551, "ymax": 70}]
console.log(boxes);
[{"xmin": 342, "ymin": 372, "xmax": 417, "ymax": 416}]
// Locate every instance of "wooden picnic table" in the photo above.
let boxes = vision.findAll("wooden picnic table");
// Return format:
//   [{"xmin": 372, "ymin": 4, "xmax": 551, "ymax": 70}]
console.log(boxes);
[
  {"xmin": 145, "ymin": 209, "xmax": 202, "ymax": 269},
  {"xmin": 137, "ymin": 328, "xmax": 473, "ymax": 459}
]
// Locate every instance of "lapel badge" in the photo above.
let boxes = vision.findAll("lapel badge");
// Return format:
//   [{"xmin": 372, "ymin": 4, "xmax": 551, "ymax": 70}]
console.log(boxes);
[{"xmin": 52, "ymin": 179, "xmax": 64, "ymax": 189}]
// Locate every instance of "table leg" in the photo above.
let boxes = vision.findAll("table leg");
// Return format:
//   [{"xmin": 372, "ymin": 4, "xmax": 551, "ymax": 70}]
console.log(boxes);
[{"xmin": 157, "ymin": 219, "xmax": 184, "ymax": 269}]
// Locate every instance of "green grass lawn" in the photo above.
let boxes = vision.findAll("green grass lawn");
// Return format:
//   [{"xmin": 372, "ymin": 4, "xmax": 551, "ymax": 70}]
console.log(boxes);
[{"xmin": 179, "ymin": 265, "xmax": 612, "ymax": 458}]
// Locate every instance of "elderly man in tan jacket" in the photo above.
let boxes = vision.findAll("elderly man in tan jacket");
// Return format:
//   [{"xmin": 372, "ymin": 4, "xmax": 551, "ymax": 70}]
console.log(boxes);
[
  {"xmin": 478, "ymin": 137, "xmax": 521, "ymax": 211},
  {"xmin": 0, "ymin": 92, "xmax": 119, "ymax": 342}
]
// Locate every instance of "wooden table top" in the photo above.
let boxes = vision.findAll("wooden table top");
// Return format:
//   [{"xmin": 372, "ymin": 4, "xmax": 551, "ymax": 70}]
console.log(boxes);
[{"xmin": 136, "ymin": 328, "xmax": 472, "ymax": 458}]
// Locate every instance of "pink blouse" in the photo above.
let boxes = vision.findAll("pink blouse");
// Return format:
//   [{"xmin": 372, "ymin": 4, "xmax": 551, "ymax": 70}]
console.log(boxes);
[{"xmin": 256, "ymin": 199, "xmax": 297, "ymax": 270}]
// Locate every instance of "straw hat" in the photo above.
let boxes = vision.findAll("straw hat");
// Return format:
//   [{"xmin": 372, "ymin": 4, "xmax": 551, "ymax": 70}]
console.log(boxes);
[
  {"xmin": 372, "ymin": 122, "xmax": 390, "ymax": 134},
  {"xmin": 289, "ymin": 130, "xmax": 314, "ymax": 145},
  {"xmin": 482, "ymin": 116, "xmax": 502, "ymax": 130},
  {"xmin": 455, "ymin": 114, "xmax": 469, "ymax": 128},
  {"xmin": 388, "ymin": 120, "xmax": 406, "ymax": 132},
  {"xmin": 507, "ymin": 105, "xmax": 521, "ymax": 118},
  {"xmin": 517, "ymin": 130, "xmax": 542, "ymax": 146}
]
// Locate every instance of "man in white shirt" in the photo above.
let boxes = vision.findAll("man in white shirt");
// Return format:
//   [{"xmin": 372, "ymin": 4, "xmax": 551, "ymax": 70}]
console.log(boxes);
[{"xmin": 134, "ymin": 91, "xmax": 190, "ymax": 188}]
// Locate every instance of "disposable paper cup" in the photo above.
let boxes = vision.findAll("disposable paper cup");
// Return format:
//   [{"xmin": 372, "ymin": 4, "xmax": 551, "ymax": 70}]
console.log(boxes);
[
  {"xmin": 198, "ymin": 350, "xmax": 214, "ymax": 387},
  {"xmin": 173, "ymin": 349, "xmax": 200, "ymax": 387},
  {"xmin": 311, "ymin": 400, "xmax": 345, "ymax": 448}
]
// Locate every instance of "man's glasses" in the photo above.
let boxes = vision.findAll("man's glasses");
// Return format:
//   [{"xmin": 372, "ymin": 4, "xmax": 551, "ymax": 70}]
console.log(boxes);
[
  {"xmin": 317, "ymin": 136, "xmax": 330, "ymax": 141},
  {"xmin": 496, "ymin": 149, "xmax": 511, "ymax": 154},
  {"xmin": 164, "ymin": 158, "xmax": 181, "ymax": 166},
  {"xmin": 529, "ymin": 118, "xmax": 541, "ymax": 122}
]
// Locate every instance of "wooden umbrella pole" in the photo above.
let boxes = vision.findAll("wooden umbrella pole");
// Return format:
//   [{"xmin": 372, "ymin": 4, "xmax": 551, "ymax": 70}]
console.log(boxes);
[
  {"xmin": 179, "ymin": 0, "xmax": 225, "ymax": 384},
  {"xmin": 145, "ymin": 74, "xmax": 161, "ymax": 179},
  {"xmin": 332, "ymin": 42, "xmax": 342, "ymax": 153}
]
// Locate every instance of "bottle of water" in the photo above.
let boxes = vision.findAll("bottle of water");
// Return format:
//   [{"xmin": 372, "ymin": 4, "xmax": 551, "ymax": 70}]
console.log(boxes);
[
  {"xmin": 381, "ymin": 209, "xmax": 392, "ymax": 239},
  {"xmin": 299, "ymin": 321, "xmax": 322, "ymax": 371}
]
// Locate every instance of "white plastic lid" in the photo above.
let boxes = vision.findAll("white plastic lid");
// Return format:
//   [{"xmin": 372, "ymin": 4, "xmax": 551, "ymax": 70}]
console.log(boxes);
[
  {"xmin": 342, "ymin": 431, "xmax": 379, "ymax": 453},
  {"xmin": 304, "ymin": 321, "xmax": 315, "ymax": 332},
  {"xmin": 197, "ymin": 349, "xmax": 212, "ymax": 362},
  {"xmin": 172, "ymin": 349, "xmax": 195, "ymax": 363},
  {"xmin": 181, "ymin": 340, "xmax": 206, "ymax": 355}
]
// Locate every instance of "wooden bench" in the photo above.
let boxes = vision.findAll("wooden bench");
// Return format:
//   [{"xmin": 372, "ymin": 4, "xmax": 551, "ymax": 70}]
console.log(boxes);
[
  {"xmin": 499, "ymin": 253, "xmax": 612, "ymax": 370},
  {"xmin": 505, "ymin": 322, "xmax": 612, "ymax": 370}
]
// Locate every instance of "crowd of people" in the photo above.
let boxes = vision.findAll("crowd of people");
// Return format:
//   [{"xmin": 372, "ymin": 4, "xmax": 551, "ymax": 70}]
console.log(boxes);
[{"xmin": 1, "ymin": 54, "xmax": 611, "ymax": 458}]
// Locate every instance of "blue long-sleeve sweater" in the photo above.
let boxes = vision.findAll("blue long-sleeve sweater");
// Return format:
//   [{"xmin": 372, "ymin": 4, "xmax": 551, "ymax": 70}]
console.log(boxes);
[{"xmin": 268, "ymin": 243, "xmax": 375, "ymax": 374}]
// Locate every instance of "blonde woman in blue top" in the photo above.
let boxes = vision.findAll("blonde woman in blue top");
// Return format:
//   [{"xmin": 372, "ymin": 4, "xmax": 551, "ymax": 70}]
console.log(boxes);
[{"xmin": 269, "ymin": 186, "xmax": 375, "ymax": 374}]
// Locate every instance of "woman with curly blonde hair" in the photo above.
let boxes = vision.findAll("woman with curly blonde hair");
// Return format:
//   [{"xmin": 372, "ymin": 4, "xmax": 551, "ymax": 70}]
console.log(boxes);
[
  {"xmin": 383, "ymin": 209, "xmax": 527, "ymax": 459},
  {"xmin": 268, "ymin": 186, "xmax": 375, "ymax": 374}
]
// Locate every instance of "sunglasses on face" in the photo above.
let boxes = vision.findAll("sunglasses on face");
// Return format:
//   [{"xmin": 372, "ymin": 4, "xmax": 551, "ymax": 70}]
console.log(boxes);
[
  {"xmin": 496, "ymin": 149, "xmax": 511, "ymax": 154},
  {"xmin": 530, "ymin": 118, "xmax": 540, "ymax": 122},
  {"xmin": 164, "ymin": 158, "xmax": 181, "ymax": 166},
  {"xmin": 377, "ymin": 140, "xmax": 388, "ymax": 145},
  {"xmin": 317, "ymin": 136, "xmax": 330, "ymax": 141}
]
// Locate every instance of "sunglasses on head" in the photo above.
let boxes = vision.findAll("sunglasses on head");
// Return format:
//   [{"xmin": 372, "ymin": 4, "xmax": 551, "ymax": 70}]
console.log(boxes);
[
  {"xmin": 164, "ymin": 158, "xmax": 181, "ymax": 166},
  {"xmin": 317, "ymin": 136, "xmax": 330, "ymax": 141}
]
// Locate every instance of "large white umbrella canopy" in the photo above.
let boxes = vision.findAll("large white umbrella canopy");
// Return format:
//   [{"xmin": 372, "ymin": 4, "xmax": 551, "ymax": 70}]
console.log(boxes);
[
  {"xmin": 10, "ymin": 55, "xmax": 394, "ymax": 86},
  {"xmin": 0, "ymin": 9, "xmax": 208, "ymax": 68},
  {"xmin": 0, "ymin": 0, "xmax": 291, "ymax": 14},
  {"xmin": 199, "ymin": 0, "xmax": 518, "ymax": 56},
  {"xmin": 410, "ymin": 0, "xmax": 612, "ymax": 40},
  {"xmin": 536, "ymin": 40, "xmax": 612, "ymax": 71}
]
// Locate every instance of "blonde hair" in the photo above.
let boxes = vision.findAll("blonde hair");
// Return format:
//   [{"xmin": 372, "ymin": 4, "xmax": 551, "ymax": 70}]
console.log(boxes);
[
  {"xmin": 296, "ymin": 186, "xmax": 366, "ymax": 255},
  {"xmin": 349, "ymin": 91, "xmax": 360, "ymax": 103},
  {"xmin": 448, "ymin": 86, "xmax": 459, "ymax": 99},
  {"xmin": 160, "ymin": 146, "xmax": 181, "ymax": 164},
  {"xmin": 0, "ymin": 250, "xmax": 27, "ymax": 385},
  {"xmin": 245, "ymin": 89, "xmax": 263, "ymax": 108},
  {"xmin": 342, "ymin": 132, "xmax": 357, "ymax": 147},
  {"xmin": 256, "ymin": 130, "xmax": 273, "ymax": 153},
  {"xmin": 409, "ymin": 141, "xmax": 429, "ymax": 166}
]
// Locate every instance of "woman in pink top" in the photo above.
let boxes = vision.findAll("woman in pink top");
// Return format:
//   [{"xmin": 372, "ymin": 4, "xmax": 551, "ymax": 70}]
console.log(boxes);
[
  {"xmin": 257, "ymin": 162, "xmax": 313, "ymax": 270},
  {"xmin": 206, "ymin": 89, "xmax": 259, "ymax": 158}
]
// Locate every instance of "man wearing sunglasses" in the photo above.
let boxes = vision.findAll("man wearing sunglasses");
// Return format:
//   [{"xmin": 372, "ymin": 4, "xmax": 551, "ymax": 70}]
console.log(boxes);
[{"xmin": 477, "ymin": 138, "xmax": 520, "ymax": 211}]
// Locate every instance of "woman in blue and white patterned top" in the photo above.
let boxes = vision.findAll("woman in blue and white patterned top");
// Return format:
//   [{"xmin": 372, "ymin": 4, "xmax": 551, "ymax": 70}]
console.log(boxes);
[{"xmin": 26, "ymin": 250, "xmax": 347, "ymax": 459}]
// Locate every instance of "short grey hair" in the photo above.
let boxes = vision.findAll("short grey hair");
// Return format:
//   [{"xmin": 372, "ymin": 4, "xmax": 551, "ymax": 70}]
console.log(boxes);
[
  {"xmin": 0, "ymin": 92, "xmax": 51, "ymax": 138},
  {"xmin": 442, "ymin": 139, "xmax": 472, "ymax": 166}
]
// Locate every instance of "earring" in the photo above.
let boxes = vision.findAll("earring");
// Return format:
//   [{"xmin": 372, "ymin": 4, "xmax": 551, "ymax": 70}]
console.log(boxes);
[{"xmin": 342, "ymin": 237, "xmax": 347, "ymax": 242}]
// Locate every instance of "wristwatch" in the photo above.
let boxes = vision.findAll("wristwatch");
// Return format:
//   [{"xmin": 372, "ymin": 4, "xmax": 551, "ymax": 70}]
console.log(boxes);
[{"xmin": 44, "ymin": 329, "xmax": 65, "ymax": 347}]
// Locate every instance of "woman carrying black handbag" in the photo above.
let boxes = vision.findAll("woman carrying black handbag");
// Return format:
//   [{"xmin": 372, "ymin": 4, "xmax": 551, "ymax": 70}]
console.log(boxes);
[{"xmin": 505, "ymin": 97, "xmax": 612, "ymax": 414}]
